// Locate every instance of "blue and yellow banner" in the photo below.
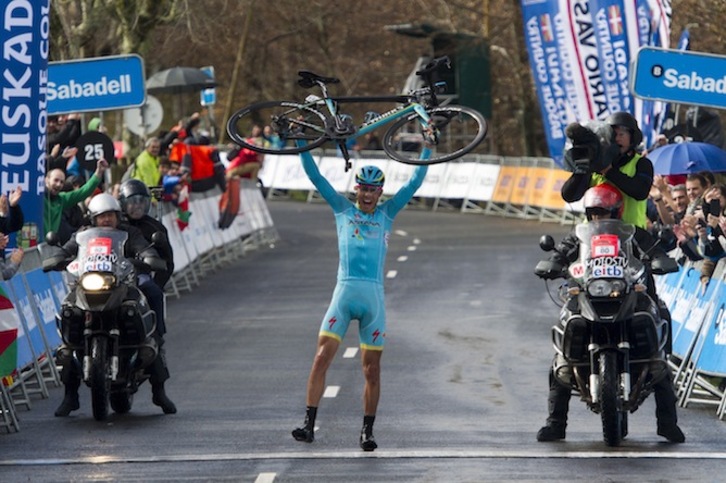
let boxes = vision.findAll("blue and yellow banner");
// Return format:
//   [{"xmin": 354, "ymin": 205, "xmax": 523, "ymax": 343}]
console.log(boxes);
[{"xmin": 1, "ymin": 1, "xmax": 50, "ymax": 244}]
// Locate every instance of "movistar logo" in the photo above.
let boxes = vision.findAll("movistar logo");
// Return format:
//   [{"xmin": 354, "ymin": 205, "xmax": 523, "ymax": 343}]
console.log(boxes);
[
  {"xmin": 662, "ymin": 68, "xmax": 726, "ymax": 94},
  {"xmin": 47, "ymin": 75, "xmax": 133, "ymax": 101}
]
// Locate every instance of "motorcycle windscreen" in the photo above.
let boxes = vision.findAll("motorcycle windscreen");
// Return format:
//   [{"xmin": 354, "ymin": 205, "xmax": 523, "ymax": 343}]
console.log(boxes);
[
  {"xmin": 569, "ymin": 220, "xmax": 643, "ymax": 284},
  {"xmin": 66, "ymin": 227, "xmax": 129, "ymax": 277}
]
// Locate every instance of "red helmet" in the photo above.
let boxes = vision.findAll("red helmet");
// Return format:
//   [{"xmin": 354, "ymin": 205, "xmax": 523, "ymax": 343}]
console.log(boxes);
[{"xmin": 583, "ymin": 184, "xmax": 624, "ymax": 220}]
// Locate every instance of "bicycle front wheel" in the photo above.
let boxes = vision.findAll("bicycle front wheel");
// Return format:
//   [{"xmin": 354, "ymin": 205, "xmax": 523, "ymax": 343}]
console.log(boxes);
[
  {"xmin": 226, "ymin": 100, "xmax": 329, "ymax": 155},
  {"xmin": 382, "ymin": 105, "xmax": 488, "ymax": 165}
]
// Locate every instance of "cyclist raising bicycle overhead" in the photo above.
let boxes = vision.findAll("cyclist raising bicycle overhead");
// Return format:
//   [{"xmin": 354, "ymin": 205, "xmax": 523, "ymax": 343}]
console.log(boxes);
[{"xmin": 292, "ymin": 150, "xmax": 428, "ymax": 451}]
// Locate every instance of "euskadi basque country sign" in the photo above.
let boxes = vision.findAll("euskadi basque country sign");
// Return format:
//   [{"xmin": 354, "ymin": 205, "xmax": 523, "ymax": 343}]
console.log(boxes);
[
  {"xmin": 47, "ymin": 54, "xmax": 146, "ymax": 114},
  {"xmin": 631, "ymin": 47, "xmax": 726, "ymax": 109}
]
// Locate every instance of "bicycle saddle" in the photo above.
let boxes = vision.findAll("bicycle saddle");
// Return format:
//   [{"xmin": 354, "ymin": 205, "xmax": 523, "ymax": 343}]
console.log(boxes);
[
  {"xmin": 297, "ymin": 71, "xmax": 340, "ymax": 88},
  {"xmin": 415, "ymin": 56, "xmax": 451, "ymax": 76}
]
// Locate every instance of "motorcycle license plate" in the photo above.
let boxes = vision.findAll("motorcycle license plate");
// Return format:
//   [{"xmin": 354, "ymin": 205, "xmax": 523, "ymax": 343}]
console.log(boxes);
[{"xmin": 590, "ymin": 234, "xmax": 619, "ymax": 258}]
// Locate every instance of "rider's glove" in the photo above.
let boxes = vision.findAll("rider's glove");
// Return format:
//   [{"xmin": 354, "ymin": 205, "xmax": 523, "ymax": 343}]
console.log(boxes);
[{"xmin": 534, "ymin": 260, "xmax": 565, "ymax": 280}]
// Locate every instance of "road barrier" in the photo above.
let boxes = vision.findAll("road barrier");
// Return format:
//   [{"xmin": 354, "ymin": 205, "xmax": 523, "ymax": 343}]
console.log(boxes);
[
  {"xmin": 0, "ymin": 180, "xmax": 277, "ymax": 432},
  {"xmin": 255, "ymin": 150, "xmax": 584, "ymax": 222}
]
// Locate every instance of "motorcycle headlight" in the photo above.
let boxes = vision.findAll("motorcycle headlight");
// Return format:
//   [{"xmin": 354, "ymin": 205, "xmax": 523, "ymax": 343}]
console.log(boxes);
[
  {"xmin": 587, "ymin": 279, "xmax": 626, "ymax": 297},
  {"xmin": 80, "ymin": 273, "xmax": 116, "ymax": 291}
]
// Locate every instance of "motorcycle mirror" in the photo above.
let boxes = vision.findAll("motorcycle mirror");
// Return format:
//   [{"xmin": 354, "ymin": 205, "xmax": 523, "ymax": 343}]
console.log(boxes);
[
  {"xmin": 539, "ymin": 235, "xmax": 555, "ymax": 252},
  {"xmin": 45, "ymin": 231, "xmax": 60, "ymax": 246},
  {"xmin": 151, "ymin": 231, "xmax": 167, "ymax": 247},
  {"xmin": 651, "ymin": 256, "xmax": 680, "ymax": 275}
]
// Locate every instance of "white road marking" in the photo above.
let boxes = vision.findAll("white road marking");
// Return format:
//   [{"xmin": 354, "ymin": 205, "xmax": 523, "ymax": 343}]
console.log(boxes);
[
  {"xmin": 343, "ymin": 347, "xmax": 358, "ymax": 358},
  {"xmin": 386, "ymin": 270, "xmax": 398, "ymax": 279},
  {"xmin": 413, "ymin": 238, "xmax": 421, "ymax": 245},
  {"xmin": 469, "ymin": 300, "xmax": 482, "ymax": 306},
  {"xmin": 407, "ymin": 246, "xmax": 417, "ymax": 252},
  {"xmin": 255, "ymin": 473, "xmax": 276, "ymax": 483},
  {"xmin": 3, "ymin": 449, "xmax": 724, "ymax": 466},
  {"xmin": 394, "ymin": 230, "xmax": 407, "ymax": 236},
  {"xmin": 397, "ymin": 255, "xmax": 408, "ymax": 262},
  {"xmin": 323, "ymin": 386, "xmax": 340, "ymax": 398}
]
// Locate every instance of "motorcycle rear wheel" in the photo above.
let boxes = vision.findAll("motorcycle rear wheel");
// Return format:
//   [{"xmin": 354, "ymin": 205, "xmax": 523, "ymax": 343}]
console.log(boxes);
[
  {"xmin": 599, "ymin": 351, "xmax": 623, "ymax": 447},
  {"xmin": 90, "ymin": 337, "xmax": 110, "ymax": 421},
  {"xmin": 110, "ymin": 391, "xmax": 133, "ymax": 414}
]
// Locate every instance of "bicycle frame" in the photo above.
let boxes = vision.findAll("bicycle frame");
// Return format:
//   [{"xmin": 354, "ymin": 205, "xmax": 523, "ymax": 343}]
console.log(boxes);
[
  {"xmin": 306, "ymin": 82, "xmax": 436, "ymax": 168},
  {"xmin": 226, "ymin": 56, "xmax": 484, "ymax": 168}
]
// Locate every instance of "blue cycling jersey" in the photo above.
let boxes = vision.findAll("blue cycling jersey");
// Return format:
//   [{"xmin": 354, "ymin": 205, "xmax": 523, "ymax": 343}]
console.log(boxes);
[{"xmin": 300, "ymin": 151, "xmax": 428, "ymax": 283}]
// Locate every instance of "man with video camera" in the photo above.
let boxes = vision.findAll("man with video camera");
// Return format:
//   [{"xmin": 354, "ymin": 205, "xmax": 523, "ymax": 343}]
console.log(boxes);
[{"xmin": 561, "ymin": 111, "xmax": 653, "ymax": 229}]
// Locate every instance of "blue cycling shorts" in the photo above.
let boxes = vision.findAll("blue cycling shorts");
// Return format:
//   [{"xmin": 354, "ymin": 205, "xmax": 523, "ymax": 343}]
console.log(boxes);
[{"xmin": 319, "ymin": 280, "xmax": 386, "ymax": 350}]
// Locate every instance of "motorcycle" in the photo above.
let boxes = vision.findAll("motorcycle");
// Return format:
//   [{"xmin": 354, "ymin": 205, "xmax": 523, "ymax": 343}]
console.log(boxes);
[
  {"xmin": 41, "ymin": 227, "xmax": 166, "ymax": 421},
  {"xmin": 535, "ymin": 219, "xmax": 679, "ymax": 446}
]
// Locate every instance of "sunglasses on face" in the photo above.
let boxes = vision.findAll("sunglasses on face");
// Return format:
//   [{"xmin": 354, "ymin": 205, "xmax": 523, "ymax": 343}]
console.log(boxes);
[{"xmin": 357, "ymin": 185, "xmax": 381, "ymax": 193}]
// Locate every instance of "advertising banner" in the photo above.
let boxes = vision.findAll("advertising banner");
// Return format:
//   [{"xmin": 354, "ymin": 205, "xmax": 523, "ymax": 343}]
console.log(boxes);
[
  {"xmin": 47, "ymin": 55, "xmax": 146, "ymax": 115},
  {"xmin": 1, "ymin": 0, "xmax": 50, "ymax": 246},
  {"xmin": 520, "ymin": 0, "xmax": 671, "ymax": 166}
]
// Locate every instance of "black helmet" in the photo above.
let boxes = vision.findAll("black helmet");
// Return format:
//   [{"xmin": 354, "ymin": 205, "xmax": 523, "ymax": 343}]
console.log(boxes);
[
  {"xmin": 119, "ymin": 179, "xmax": 151, "ymax": 218},
  {"xmin": 605, "ymin": 111, "xmax": 643, "ymax": 149}
]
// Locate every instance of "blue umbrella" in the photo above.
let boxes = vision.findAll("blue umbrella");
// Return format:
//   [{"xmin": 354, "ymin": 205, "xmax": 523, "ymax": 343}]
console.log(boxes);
[{"xmin": 648, "ymin": 142, "xmax": 726, "ymax": 175}]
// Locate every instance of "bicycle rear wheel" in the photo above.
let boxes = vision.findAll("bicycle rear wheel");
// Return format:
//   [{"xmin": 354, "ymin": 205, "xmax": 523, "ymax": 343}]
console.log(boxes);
[
  {"xmin": 226, "ymin": 100, "xmax": 328, "ymax": 155},
  {"xmin": 382, "ymin": 105, "xmax": 488, "ymax": 165}
]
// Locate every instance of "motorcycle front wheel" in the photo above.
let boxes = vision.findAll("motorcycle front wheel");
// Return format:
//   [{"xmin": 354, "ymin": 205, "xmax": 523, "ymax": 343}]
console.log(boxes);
[
  {"xmin": 599, "ymin": 351, "xmax": 623, "ymax": 447},
  {"xmin": 90, "ymin": 337, "xmax": 110, "ymax": 421}
]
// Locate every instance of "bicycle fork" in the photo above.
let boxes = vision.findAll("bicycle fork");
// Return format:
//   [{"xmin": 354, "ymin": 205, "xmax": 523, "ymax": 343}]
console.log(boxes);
[{"xmin": 413, "ymin": 104, "xmax": 439, "ymax": 146}]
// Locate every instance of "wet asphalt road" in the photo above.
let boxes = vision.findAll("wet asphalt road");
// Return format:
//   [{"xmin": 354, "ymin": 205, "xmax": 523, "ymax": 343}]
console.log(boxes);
[{"xmin": 2, "ymin": 199, "xmax": 726, "ymax": 482}]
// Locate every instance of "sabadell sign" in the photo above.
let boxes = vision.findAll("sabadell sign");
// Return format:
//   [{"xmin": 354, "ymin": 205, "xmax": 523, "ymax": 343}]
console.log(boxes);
[
  {"xmin": 630, "ymin": 47, "xmax": 726, "ymax": 109},
  {"xmin": 47, "ymin": 54, "xmax": 146, "ymax": 115}
]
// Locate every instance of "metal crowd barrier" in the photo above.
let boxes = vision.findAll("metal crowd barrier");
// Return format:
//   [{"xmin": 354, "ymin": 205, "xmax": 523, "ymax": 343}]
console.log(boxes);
[{"xmin": 255, "ymin": 150, "xmax": 584, "ymax": 224}]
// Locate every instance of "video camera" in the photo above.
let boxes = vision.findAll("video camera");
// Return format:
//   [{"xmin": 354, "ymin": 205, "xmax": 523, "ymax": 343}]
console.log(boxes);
[{"xmin": 563, "ymin": 120, "xmax": 620, "ymax": 174}]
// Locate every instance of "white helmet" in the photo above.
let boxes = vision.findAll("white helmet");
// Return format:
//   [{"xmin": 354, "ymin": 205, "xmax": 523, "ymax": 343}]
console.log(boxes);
[{"xmin": 87, "ymin": 193, "xmax": 121, "ymax": 221}]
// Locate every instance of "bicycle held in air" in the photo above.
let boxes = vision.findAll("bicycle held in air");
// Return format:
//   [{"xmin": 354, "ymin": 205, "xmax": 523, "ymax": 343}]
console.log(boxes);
[{"xmin": 226, "ymin": 56, "xmax": 488, "ymax": 170}]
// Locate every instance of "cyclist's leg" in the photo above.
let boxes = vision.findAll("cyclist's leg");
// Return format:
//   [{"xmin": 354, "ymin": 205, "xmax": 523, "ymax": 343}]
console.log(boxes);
[
  {"xmin": 361, "ymin": 348, "xmax": 382, "ymax": 415},
  {"xmin": 293, "ymin": 283, "xmax": 351, "ymax": 442},
  {"xmin": 357, "ymin": 282, "xmax": 385, "ymax": 411},
  {"xmin": 357, "ymin": 283, "xmax": 385, "ymax": 451}
]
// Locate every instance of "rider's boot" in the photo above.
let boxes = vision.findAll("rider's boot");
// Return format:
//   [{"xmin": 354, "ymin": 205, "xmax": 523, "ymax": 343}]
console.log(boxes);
[
  {"xmin": 55, "ymin": 379, "xmax": 81, "ymax": 417},
  {"xmin": 55, "ymin": 348, "xmax": 81, "ymax": 417},
  {"xmin": 654, "ymin": 372, "xmax": 685, "ymax": 443},
  {"xmin": 359, "ymin": 415, "xmax": 378, "ymax": 451},
  {"xmin": 149, "ymin": 344, "xmax": 177, "ymax": 414},
  {"xmin": 536, "ymin": 371, "xmax": 570, "ymax": 442},
  {"xmin": 292, "ymin": 406, "xmax": 316, "ymax": 443},
  {"xmin": 152, "ymin": 382, "xmax": 177, "ymax": 414}
]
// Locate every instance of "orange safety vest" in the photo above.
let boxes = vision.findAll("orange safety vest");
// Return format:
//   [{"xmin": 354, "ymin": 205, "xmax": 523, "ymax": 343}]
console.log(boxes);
[{"xmin": 169, "ymin": 143, "xmax": 216, "ymax": 181}]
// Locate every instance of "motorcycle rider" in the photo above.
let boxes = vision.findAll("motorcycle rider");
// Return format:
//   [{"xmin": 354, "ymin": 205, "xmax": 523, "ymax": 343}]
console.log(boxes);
[
  {"xmin": 536, "ymin": 184, "xmax": 685, "ymax": 443},
  {"xmin": 118, "ymin": 179, "xmax": 175, "ymax": 315},
  {"xmin": 54, "ymin": 193, "xmax": 177, "ymax": 416}
]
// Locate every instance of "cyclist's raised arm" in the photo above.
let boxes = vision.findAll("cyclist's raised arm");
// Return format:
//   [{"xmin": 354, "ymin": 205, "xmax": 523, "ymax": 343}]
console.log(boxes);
[
  {"xmin": 299, "ymin": 150, "xmax": 349, "ymax": 211},
  {"xmin": 384, "ymin": 165, "xmax": 428, "ymax": 217}
]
